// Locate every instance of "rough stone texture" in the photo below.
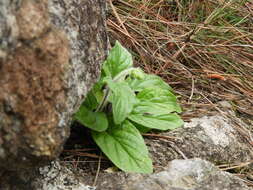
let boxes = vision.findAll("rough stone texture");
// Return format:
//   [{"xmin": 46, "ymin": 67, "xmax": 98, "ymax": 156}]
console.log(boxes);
[
  {"xmin": 0, "ymin": 0, "xmax": 107, "ymax": 170},
  {"xmin": 146, "ymin": 114, "xmax": 253, "ymax": 170},
  {"xmin": 124, "ymin": 158, "xmax": 253, "ymax": 190},
  {"xmin": 75, "ymin": 113, "xmax": 252, "ymax": 190},
  {"xmin": 58, "ymin": 159, "xmax": 251, "ymax": 190},
  {"xmin": 3, "ymin": 159, "xmax": 251, "ymax": 190},
  {"xmin": 1, "ymin": 113, "xmax": 252, "ymax": 189},
  {"xmin": 34, "ymin": 162, "xmax": 92, "ymax": 190},
  {"xmin": 0, "ymin": 160, "xmax": 94, "ymax": 190}
]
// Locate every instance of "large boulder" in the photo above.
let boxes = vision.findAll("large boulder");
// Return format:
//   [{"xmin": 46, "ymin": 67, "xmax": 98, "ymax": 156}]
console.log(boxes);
[{"xmin": 0, "ymin": 0, "xmax": 107, "ymax": 170}]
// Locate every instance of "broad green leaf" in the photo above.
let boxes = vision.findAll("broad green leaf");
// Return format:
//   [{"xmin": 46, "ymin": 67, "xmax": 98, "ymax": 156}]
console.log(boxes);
[
  {"xmin": 106, "ymin": 79, "xmax": 137, "ymax": 124},
  {"xmin": 126, "ymin": 74, "xmax": 172, "ymax": 92},
  {"xmin": 92, "ymin": 76, "xmax": 112, "ymax": 104},
  {"xmin": 91, "ymin": 78, "xmax": 106, "ymax": 104},
  {"xmin": 137, "ymin": 87, "xmax": 176, "ymax": 101},
  {"xmin": 93, "ymin": 69, "xmax": 108, "ymax": 92},
  {"xmin": 128, "ymin": 113, "xmax": 184, "ymax": 130},
  {"xmin": 103, "ymin": 41, "xmax": 133, "ymax": 78},
  {"xmin": 92, "ymin": 121, "xmax": 153, "ymax": 173},
  {"xmin": 130, "ymin": 120, "xmax": 152, "ymax": 133},
  {"xmin": 132, "ymin": 102, "xmax": 179, "ymax": 115},
  {"xmin": 83, "ymin": 91, "xmax": 98, "ymax": 110},
  {"xmin": 75, "ymin": 106, "xmax": 108, "ymax": 132},
  {"xmin": 136, "ymin": 87, "xmax": 182, "ymax": 113}
]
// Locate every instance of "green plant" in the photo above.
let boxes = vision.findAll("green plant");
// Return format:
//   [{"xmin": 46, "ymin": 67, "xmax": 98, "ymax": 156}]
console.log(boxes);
[{"xmin": 74, "ymin": 41, "xmax": 184, "ymax": 173}]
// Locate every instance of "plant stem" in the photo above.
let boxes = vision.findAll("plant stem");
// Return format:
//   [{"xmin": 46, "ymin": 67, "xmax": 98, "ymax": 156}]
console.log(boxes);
[
  {"xmin": 95, "ymin": 67, "xmax": 137, "ymax": 112},
  {"xmin": 113, "ymin": 67, "xmax": 136, "ymax": 82},
  {"xmin": 95, "ymin": 87, "xmax": 110, "ymax": 112}
]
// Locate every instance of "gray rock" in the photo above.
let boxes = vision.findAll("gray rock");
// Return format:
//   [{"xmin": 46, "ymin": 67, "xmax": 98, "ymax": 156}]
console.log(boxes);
[
  {"xmin": 1, "ymin": 113, "xmax": 251, "ymax": 189},
  {"xmin": 125, "ymin": 158, "xmax": 252, "ymax": 190},
  {"xmin": 86, "ymin": 114, "xmax": 253, "ymax": 190},
  {"xmin": 3, "ymin": 158, "xmax": 250, "ymax": 190},
  {"xmin": 0, "ymin": 0, "xmax": 107, "ymax": 170},
  {"xmin": 33, "ymin": 161, "xmax": 94, "ymax": 190},
  {"xmin": 0, "ymin": 160, "xmax": 95, "ymax": 190},
  {"xmin": 147, "ymin": 114, "xmax": 253, "ymax": 169}
]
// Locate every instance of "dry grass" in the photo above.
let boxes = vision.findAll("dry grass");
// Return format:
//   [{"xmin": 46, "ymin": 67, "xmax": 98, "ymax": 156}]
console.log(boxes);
[
  {"xmin": 107, "ymin": 0, "xmax": 253, "ymax": 125},
  {"xmin": 218, "ymin": 159, "xmax": 253, "ymax": 187},
  {"xmin": 107, "ymin": 0, "xmax": 253, "ymax": 184}
]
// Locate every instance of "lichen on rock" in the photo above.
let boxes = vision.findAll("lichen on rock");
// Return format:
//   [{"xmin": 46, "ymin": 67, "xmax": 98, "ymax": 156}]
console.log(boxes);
[{"xmin": 0, "ymin": 0, "xmax": 108, "ymax": 170}]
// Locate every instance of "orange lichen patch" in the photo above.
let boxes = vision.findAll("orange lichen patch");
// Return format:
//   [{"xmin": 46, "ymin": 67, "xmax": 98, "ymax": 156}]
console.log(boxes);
[
  {"xmin": 0, "ymin": 27, "xmax": 69, "ymax": 156},
  {"xmin": 16, "ymin": 0, "xmax": 50, "ymax": 40},
  {"xmin": 207, "ymin": 74, "xmax": 226, "ymax": 81}
]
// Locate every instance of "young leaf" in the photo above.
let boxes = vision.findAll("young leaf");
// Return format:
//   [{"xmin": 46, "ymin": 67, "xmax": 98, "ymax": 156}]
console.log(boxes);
[
  {"xmin": 130, "ymin": 120, "xmax": 152, "ymax": 133},
  {"xmin": 91, "ymin": 76, "xmax": 107, "ymax": 104},
  {"xmin": 126, "ymin": 74, "xmax": 172, "ymax": 92},
  {"xmin": 129, "ymin": 68, "xmax": 145, "ymax": 79},
  {"xmin": 132, "ymin": 102, "xmax": 179, "ymax": 115},
  {"xmin": 128, "ymin": 113, "xmax": 184, "ymax": 130},
  {"xmin": 106, "ymin": 79, "xmax": 137, "ymax": 124},
  {"xmin": 92, "ymin": 120, "xmax": 153, "ymax": 173},
  {"xmin": 137, "ymin": 87, "xmax": 176, "ymax": 101},
  {"xmin": 83, "ymin": 91, "xmax": 99, "ymax": 110},
  {"xmin": 75, "ymin": 106, "xmax": 108, "ymax": 132},
  {"xmin": 103, "ymin": 41, "xmax": 133, "ymax": 78},
  {"xmin": 136, "ymin": 87, "xmax": 182, "ymax": 113}
]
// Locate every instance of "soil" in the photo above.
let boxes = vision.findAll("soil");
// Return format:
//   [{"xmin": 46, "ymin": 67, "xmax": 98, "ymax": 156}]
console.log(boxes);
[{"xmin": 60, "ymin": 122, "xmax": 113, "ymax": 175}]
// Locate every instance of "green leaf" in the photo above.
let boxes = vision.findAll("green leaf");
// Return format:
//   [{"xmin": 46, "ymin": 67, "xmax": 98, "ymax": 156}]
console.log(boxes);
[
  {"xmin": 91, "ymin": 77, "xmax": 107, "ymax": 104},
  {"xmin": 130, "ymin": 121, "xmax": 152, "ymax": 133},
  {"xmin": 92, "ymin": 121, "xmax": 153, "ymax": 173},
  {"xmin": 136, "ymin": 87, "xmax": 182, "ymax": 113},
  {"xmin": 132, "ymin": 102, "xmax": 178, "ymax": 115},
  {"xmin": 83, "ymin": 91, "xmax": 98, "ymax": 110},
  {"xmin": 126, "ymin": 74, "xmax": 172, "ymax": 92},
  {"xmin": 75, "ymin": 106, "xmax": 108, "ymax": 132},
  {"xmin": 137, "ymin": 87, "xmax": 176, "ymax": 101},
  {"xmin": 106, "ymin": 79, "xmax": 137, "ymax": 124},
  {"xmin": 128, "ymin": 113, "xmax": 184, "ymax": 130},
  {"xmin": 92, "ymin": 76, "xmax": 112, "ymax": 105},
  {"xmin": 103, "ymin": 41, "xmax": 133, "ymax": 78},
  {"xmin": 129, "ymin": 68, "xmax": 145, "ymax": 79}
]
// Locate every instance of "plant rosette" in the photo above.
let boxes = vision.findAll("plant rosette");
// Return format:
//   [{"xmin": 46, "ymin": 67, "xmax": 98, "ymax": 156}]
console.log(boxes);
[{"xmin": 75, "ymin": 41, "xmax": 184, "ymax": 173}]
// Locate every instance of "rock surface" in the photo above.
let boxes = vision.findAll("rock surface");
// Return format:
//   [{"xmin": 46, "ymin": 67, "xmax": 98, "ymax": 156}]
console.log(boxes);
[
  {"xmin": 0, "ymin": 0, "xmax": 107, "ymax": 170},
  {"xmin": 124, "ymin": 158, "xmax": 253, "ymax": 190},
  {"xmin": 0, "ymin": 160, "xmax": 94, "ymax": 190},
  {"xmin": 3, "ymin": 159, "xmax": 251, "ymax": 190},
  {"xmin": 34, "ymin": 161, "xmax": 92, "ymax": 190},
  {"xmin": 1, "ymin": 113, "xmax": 252, "ymax": 189},
  {"xmin": 80, "ymin": 113, "xmax": 253, "ymax": 190},
  {"xmin": 147, "ymin": 114, "xmax": 253, "ymax": 170}
]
